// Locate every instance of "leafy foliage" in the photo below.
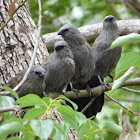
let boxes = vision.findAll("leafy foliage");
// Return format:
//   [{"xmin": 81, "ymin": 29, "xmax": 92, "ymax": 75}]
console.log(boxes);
[{"xmin": 0, "ymin": 90, "xmax": 123, "ymax": 139}]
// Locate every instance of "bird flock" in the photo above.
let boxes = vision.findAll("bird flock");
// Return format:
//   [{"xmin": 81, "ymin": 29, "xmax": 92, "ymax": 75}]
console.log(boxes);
[{"xmin": 6, "ymin": 15, "xmax": 122, "ymax": 118}]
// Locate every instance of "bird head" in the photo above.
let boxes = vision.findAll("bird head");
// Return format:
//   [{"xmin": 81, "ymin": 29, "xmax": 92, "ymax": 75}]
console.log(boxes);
[
  {"xmin": 31, "ymin": 65, "xmax": 46, "ymax": 78},
  {"xmin": 58, "ymin": 24, "xmax": 86, "ymax": 45},
  {"xmin": 103, "ymin": 15, "xmax": 118, "ymax": 30},
  {"xmin": 54, "ymin": 41, "xmax": 73, "ymax": 58}
]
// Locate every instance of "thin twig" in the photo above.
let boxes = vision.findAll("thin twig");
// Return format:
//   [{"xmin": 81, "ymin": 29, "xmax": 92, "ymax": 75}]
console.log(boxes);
[
  {"xmin": 104, "ymin": 92, "xmax": 140, "ymax": 116},
  {"xmin": 106, "ymin": 99, "xmax": 140, "ymax": 104},
  {"xmin": 13, "ymin": 0, "xmax": 42, "ymax": 92},
  {"xmin": 0, "ymin": 0, "xmax": 27, "ymax": 31},
  {"xmin": 121, "ymin": 87, "xmax": 140, "ymax": 94},
  {"xmin": 0, "ymin": 91, "xmax": 11, "ymax": 96},
  {"xmin": 0, "ymin": 105, "xmax": 20, "ymax": 113},
  {"xmin": 81, "ymin": 97, "xmax": 96, "ymax": 113}
]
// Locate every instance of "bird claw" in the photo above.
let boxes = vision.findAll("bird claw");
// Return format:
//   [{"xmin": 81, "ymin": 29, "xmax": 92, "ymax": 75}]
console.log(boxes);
[
  {"xmin": 102, "ymin": 83, "xmax": 109, "ymax": 90},
  {"xmin": 86, "ymin": 84, "xmax": 93, "ymax": 96},
  {"xmin": 72, "ymin": 88, "xmax": 79, "ymax": 95},
  {"xmin": 87, "ymin": 89, "xmax": 93, "ymax": 96}
]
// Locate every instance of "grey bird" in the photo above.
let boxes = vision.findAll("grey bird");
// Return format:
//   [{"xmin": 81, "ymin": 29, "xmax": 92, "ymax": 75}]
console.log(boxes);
[
  {"xmin": 6, "ymin": 65, "xmax": 46, "ymax": 99},
  {"xmin": 43, "ymin": 41, "xmax": 75, "ymax": 94},
  {"xmin": 92, "ymin": 15, "xmax": 122, "ymax": 85},
  {"xmin": 87, "ymin": 15, "xmax": 122, "ymax": 117},
  {"xmin": 58, "ymin": 24, "xmax": 95, "ymax": 94},
  {"xmin": 58, "ymin": 24, "xmax": 96, "ymax": 118}
]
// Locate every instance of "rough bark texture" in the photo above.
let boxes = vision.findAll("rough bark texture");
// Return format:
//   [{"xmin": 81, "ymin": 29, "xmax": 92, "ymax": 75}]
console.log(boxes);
[
  {"xmin": 43, "ymin": 19, "xmax": 140, "ymax": 51},
  {"xmin": 0, "ymin": 1, "xmax": 78, "ymax": 139},
  {"xmin": 0, "ymin": 0, "xmax": 49, "ymax": 86}
]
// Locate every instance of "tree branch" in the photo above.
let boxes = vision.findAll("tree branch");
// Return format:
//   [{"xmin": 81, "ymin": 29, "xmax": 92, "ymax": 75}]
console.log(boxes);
[
  {"xmin": 46, "ymin": 78, "xmax": 140, "ymax": 99},
  {"xmin": 104, "ymin": 92, "xmax": 139, "ymax": 116},
  {"xmin": 43, "ymin": 19, "xmax": 140, "ymax": 51},
  {"xmin": 0, "ymin": 105, "xmax": 20, "ymax": 113},
  {"xmin": 121, "ymin": 87, "xmax": 140, "ymax": 94},
  {"xmin": 81, "ymin": 97, "xmax": 96, "ymax": 113}
]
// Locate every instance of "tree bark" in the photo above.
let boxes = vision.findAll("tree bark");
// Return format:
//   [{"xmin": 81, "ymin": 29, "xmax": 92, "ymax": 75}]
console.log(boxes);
[
  {"xmin": 0, "ymin": 1, "xmax": 78, "ymax": 139},
  {"xmin": 43, "ymin": 19, "xmax": 140, "ymax": 51},
  {"xmin": 0, "ymin": 0, "xmax": 49, "ymax": 86}
]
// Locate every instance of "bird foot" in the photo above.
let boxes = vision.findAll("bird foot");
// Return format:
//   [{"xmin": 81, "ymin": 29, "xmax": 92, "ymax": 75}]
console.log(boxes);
[
  {"xmin": 72, "ymin": 88, "xmax": 79, "ymax": 95},
  {"xmin": 102, "ymin": 83, "xmax": 110, "ymax": 90},
  {"xmin": 86, "ymin": 84, "xmax": 93, "ymax": 96}
]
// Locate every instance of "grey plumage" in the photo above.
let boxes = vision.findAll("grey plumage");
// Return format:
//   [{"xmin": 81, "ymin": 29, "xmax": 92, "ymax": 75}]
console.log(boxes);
[
  {"xmin": 92, "ymin": 15, "xmax": 122, "ymax": 79},
  {"xmin": 58, "ymin": 24, "xmax": 96, "ymax": 118},
  {"xmin": 58, "ymin": 24, "xmax": 95, "ymax": 91},
  {"xmin": 43, "ymin": 41, "xmax": 75, "ymax": 94},
  {"xmin": 6, "ymin": 65, "xmax": 46, "ymax": 99},
  {"xmin": 87, "ymin": 15, "xmax": 122, "ymax": 117}
]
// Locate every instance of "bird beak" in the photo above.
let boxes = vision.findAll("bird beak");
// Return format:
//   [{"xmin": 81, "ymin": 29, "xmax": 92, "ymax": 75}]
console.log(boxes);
[
  {"xmin": 39, "ymin": 72, "xmax": 46, "ymax": 77},
  {"xmin": 58, "ymin": 30, "xmax": 63, "ymax": 35}
]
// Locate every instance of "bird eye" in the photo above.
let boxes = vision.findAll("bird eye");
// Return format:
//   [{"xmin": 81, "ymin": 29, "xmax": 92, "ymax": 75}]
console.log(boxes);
[
  {"xmin": 61, "ymin": 45, "xmax": 64, "ymax": 48},
  {"xmin": 35, "ymin": 71, "xmax": 41, "ymax": 75},
  {"xmin": 64, "ymin": 28, "xmax": 69, "ymax": 32}
]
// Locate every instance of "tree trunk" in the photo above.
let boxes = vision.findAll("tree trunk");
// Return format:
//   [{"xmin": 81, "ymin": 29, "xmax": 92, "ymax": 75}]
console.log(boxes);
[
  {"xmin": 0, "ymin": 0, "xmax": 78, "ymax": 139},
  {"xmin": 0, "ymin": 0, "xmax": 49, "ymax": 87}
]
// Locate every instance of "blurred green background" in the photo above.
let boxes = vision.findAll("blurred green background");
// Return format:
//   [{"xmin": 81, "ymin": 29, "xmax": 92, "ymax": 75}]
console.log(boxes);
[{"xmin": 29, "ymin": 0, "xmax": 140, "ymax": 139}]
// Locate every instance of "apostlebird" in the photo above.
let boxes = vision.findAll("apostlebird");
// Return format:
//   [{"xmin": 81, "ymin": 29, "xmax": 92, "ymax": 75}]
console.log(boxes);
[
  {"xmin": 87, "ymin": 15, "xmax": 122, "ymax": 117},
  {"xmin": 58, "ymin": 24, "xmax": 95, "ymax": 94},
  {"xmin": 6, "ymin": 65, "xmax": 46, "ymax": 99},
  {"xmin": 58, "ymin": 24, "xmax": 96, "ymax": 118},
  {"xmin": 92, "ymin": 15, "xmax": 122, "ymax": 86},
  {"xmin": 43, "ymin": 41, "xmax": 75, "ymax": 95}
]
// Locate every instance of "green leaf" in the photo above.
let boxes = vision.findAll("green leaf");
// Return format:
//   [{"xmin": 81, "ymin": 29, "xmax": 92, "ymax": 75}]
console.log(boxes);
[
  {"xmin": 0, "ymin": 96, "xmax": 15, "ymax": 108},
  {"xmin": 42, "ymin": 97, "xmax": 53, "ymax": 106},
  {"xmin": 19, "ymin": 94, "xmax": 41, "ymax": 103},
  {"xmin": 115, "ymin": 52, "xmax": 140, "ymax": 79},
  {"xmin": 75, "ymin": 112, "xmax": 87, "ymax": 127},
  {"xmin": 19, "ymin": 94, "xmax": 44, "ymax": 108},
  {"xmin": 103, "ymin": 121, "xmax": 122, "ymax": 135},
  {"xmin": 53, "ymin": 122, "xmax": 70, "ymax": 140},
  {"xmin": 24, "ymin": 108, "xmax": 45, "ymax": 120},
  {"xmin": 57, "ymin": 105, "xmax": 78, "ymax": 131},
  {"xmin": 0, "ymin": 86, "xmax": 19, "ymax": 100},
  {"xmin": 0, "ymin": 122, "xmax": 25, "ymax": 139},
  {"xmin": 57, "ymin": 95, "xmax": 78, "ymax": 110},
  {"xmin": 0, "ymin": 96, "xmax": 15, "ymax": 119},
  {"xmin": 78, "ymin": 120, "xmax": 104, "ymax": 140},
  {"xmin": 112, "ymin": 66, "xmax": 138, "ymax": 90},
  {"xmin": 23, "ymin": 124, "xmax": 35, "ymax": 140},
  {"xmin": 111, "ymin": 33, "xmax": 140, "ymax": 49},
  {"xmin": 2, "ymin": 118, "xmax": 24, "ymax": 125},
  {"xmin": 31, "ymin": 119, "xmax": 54, "ymax": 139}
]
